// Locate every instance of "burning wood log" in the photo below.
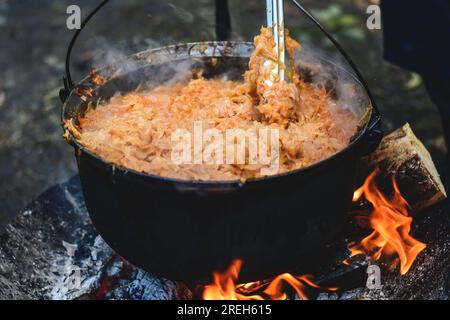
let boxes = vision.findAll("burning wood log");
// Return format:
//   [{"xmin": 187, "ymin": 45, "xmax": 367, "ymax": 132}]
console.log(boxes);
[{"xmin": 360, "ymin": 123, "xmax": 447, "ymax": 213}]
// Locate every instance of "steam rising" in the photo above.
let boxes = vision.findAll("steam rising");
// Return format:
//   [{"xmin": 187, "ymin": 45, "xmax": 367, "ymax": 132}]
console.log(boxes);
[
  {"xmin": 297, "ymin": 42, "xmax": 369, "ymax": 120},
  {"xmin": 87, "ymin": 35, "xmax": 197, "ymax": 94},
  {"xmin": 80, "ymin": 0, "xmax": 369, "ymax": 126}
]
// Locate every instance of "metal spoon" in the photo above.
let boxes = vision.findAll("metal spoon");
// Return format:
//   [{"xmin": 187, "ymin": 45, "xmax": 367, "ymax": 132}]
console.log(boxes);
[{"xmin": 266, "ymin": 0, "xmax": 288, "ymax": 82}]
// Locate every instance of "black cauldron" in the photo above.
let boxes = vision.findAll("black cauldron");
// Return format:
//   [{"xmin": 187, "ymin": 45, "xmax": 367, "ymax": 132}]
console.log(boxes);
[{"xmin": 60, "ymin": 1, "xmax": 382, "ymax": 285}]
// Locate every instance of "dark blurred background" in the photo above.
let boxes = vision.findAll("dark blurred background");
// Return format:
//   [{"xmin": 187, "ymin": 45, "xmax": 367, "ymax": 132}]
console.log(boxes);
[{"xmin": 0, "ymin": 0, "xmax": 447, "ymax": 231}]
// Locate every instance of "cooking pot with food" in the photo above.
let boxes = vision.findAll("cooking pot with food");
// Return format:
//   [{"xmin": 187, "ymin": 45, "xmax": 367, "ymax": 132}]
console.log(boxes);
[{"xmin": 60, "ymin": 0, "xmax": 382, "ymax": 284}]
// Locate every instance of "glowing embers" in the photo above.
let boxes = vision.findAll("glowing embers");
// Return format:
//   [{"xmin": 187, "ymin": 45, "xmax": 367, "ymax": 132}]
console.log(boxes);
[{"xmin": 202, "ymin": 259, "xmax": 336, "ymax": 300}]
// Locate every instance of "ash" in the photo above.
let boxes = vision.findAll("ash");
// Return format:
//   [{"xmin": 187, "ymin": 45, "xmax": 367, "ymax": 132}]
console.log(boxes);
[
  {"xmin": 95, "ymin": 257, "xmax": 191, "ymax": 300},
  {"xmin": 0, "ymin": 176, "xmax": 191, "ymax": 300}
]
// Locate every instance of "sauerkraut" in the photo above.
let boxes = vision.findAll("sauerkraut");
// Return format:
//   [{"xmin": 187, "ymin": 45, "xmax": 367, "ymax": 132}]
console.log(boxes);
[{"xmin": 71, "ymin": 28, "xmax": 359, "ymax": 181}]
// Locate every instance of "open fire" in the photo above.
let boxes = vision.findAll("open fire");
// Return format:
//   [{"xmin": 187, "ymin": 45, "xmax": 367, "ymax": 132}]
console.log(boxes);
[
  {"xmin": 202, "ymin": 259, "xmax": 337, "ymax": 300},
  {"xmin": 203, "ymin": 169, "xmax": 427, "ymax": 300},
  {"xmin": 348, "ymin": 169, "xmax": 427, "ymax": 275}
]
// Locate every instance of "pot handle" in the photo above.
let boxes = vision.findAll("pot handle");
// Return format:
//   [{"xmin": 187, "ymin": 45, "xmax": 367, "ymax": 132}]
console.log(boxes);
[
  {"xmin": 59, "ymin": 0, "xmax": 110, "ymax": 103},
  {"xmin": 59, "ymin": 0, "xmax": 233, "ymax": 103},
  {"xmin": 290, "ymin": 0, "xmax": 383, "ymax": 155},
  {"xmin": 60, "ymin": 1, "xmax": 382, "ymax": 122},
  {"xmin": 59, "ymin": 1, "xmax": 384, "ymax": 154}
]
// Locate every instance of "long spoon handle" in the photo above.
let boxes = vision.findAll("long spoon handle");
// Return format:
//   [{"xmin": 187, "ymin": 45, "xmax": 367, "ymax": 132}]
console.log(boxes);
[{"xmin": 266, "ymin": 0, "xmax": 287, "ymax": 82}]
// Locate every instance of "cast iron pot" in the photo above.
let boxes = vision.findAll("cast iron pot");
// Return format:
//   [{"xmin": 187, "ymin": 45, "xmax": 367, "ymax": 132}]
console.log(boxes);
[
  {"xmin": 61, "ymin": 41, "xmax": 382, "ymax": 284},
  {"xmin": 59, "ymin": 0, "xmax": 382, "ymax": 285}
]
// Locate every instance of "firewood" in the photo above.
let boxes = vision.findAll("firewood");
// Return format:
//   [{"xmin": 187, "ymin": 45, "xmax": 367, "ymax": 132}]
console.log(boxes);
[{"xmin": 360, "ymin": 123, "xmax": 447, "ymax": 213}]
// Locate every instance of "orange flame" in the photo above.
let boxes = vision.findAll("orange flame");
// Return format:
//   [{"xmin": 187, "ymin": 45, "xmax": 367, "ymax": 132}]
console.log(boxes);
[
  {"xmin": 202, "ymin": 259, "xmax": 337, "ymax": 300},
  {"xmin": 349, "ymin": 170, "xmax": 426, "ymax": 275}
]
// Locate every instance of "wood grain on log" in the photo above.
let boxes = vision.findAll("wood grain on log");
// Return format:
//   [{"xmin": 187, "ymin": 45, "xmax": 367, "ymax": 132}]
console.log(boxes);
[{"xmin": 361, "ymin": 123, "xmax": 447, "ymax": 213}]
